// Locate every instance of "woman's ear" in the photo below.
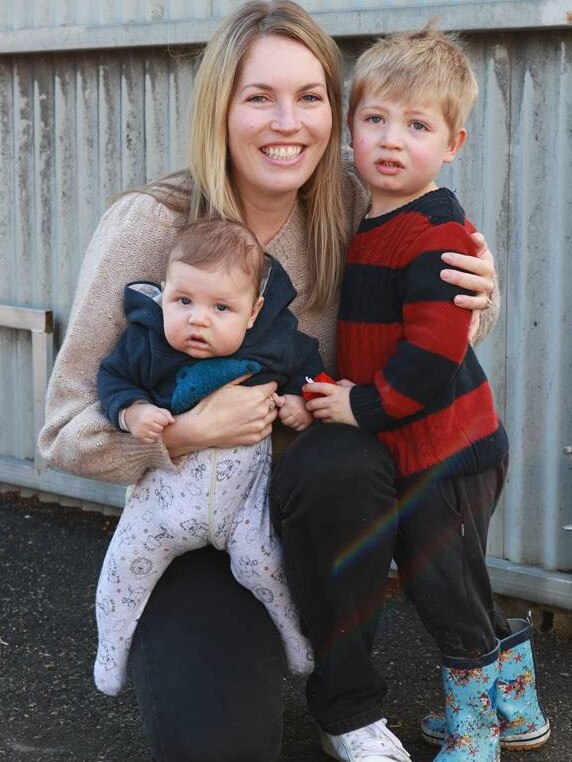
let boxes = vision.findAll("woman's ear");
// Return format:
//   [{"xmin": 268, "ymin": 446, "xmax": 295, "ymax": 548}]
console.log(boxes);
[{"xmin": 443, "ymin": 128, "xmax": 467, "ymax": 163}]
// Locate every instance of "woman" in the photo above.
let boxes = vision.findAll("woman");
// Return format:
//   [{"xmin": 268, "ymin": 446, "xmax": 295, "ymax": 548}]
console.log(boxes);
[{"xmin": 39, "ymin": 2, "xmax": 499, "ymax": 760}]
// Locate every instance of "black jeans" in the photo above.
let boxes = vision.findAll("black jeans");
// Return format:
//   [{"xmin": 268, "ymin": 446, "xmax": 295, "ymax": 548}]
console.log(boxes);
[
  {"xmin": 394, "ymin": 459, "xmax": 510, "ymax": 657},
  {"xmin": 130, "ymin": 547, "xmax": 285, "ymax": 762},
  {"xmin": 269, "ymin": 423, "xmax": 399, "ymax": 734},
  {"xmin": 270, "ymin": 423, "xmax": 509, "ymax": 734}
]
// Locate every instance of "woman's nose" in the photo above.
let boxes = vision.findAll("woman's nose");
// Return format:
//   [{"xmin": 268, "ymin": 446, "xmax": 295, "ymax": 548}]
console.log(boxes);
[{"xmin": 270, "ymin": 102, "xmax": 300, "ymax": 132}]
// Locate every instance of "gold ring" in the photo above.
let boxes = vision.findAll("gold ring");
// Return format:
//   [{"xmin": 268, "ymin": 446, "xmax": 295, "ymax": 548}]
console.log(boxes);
[
  {"xmin": 268, "ymin": 398, "xmax": 276, "ymax": 411},
  {"xmin": 484, "ymin": 296, "xmax": 493, "ymax": 310}
]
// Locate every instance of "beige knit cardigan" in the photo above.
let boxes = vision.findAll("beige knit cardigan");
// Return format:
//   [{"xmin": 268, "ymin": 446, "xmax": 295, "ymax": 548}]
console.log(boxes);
[{"xmin": 38, "ymin": 155, "xmax": 499, "ymax": 485}]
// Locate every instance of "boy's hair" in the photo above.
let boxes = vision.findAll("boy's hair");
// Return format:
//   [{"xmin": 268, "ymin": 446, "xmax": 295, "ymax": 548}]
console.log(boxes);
[
  {"xmin": 168, "ymin": 218, "xmax": 265, "ymax": 295},
  {"xmin": 348, "ymin": 25, "xmax": 478, "ymax": 137}
]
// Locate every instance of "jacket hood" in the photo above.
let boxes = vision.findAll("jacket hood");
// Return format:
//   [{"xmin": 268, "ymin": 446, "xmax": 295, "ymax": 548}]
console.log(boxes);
[
  {"xmin": 123, "ymin": 281, "xmax": 165, "ymax": 336},
  {"xmin": 241, "ymin": 255, "xmax": 297, "ymax": 351}
]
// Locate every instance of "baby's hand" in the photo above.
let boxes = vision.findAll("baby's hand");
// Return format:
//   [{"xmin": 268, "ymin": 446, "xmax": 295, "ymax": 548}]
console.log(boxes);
[
  {"xmin": 303, "ymin": 379, "xmax": 358, "ymax": 426},
  {"xmin": 273, "ymin": 393, "xmax": 313, "ymax": 432},
  {"xmin": 123, "ymin": 402, "xmax": 175, "ymax": 443}
]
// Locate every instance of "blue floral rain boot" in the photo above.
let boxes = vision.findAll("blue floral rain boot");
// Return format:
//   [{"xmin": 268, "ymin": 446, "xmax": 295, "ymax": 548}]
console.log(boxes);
[
  {"xmin": 433, "ymin": 644, "xmax": 500, "ymax": 761},
  {"xmin": 422, "ymin": 618, "xmax": 550, "ymax": 751}
]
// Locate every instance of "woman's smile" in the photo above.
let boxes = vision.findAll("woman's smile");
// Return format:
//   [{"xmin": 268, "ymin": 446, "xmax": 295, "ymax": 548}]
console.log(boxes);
[{"xmin": 261, "ymin": 144, "xmax": 304, "ymax": 161}]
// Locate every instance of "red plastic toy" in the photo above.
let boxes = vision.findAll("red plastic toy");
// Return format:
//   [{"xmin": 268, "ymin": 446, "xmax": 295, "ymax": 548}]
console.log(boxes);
[{"xmin": 302, "ymin": 371, "xmax": 337, "ymax": 400}]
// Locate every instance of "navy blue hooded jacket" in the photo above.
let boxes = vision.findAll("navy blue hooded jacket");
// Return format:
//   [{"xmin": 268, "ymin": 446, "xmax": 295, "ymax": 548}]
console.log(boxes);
[{"xmin": 97, "ymin": 255, "xmax": 324, "ymax": 429}]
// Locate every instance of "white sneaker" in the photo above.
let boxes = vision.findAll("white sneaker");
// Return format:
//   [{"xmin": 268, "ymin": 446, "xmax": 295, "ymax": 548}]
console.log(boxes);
[{"xmin": 319, "ymin": 718, "xmax": 412, "ymax": 761}]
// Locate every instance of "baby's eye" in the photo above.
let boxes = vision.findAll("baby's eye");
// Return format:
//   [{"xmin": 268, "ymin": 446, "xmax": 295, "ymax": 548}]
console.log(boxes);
[
  {"xmin": 411, "ymin": 121, "xmax": 428, "ymax": 131},
  {"xmin": 214, "ymin": 303, "xmax": 229, "ymax": 312},
  {"xmin": 179, "ymin": 297, "xmax": 191, "ymax": 305}
]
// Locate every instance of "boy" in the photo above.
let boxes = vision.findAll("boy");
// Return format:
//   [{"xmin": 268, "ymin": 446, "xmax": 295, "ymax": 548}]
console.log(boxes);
[
  {"xmin": 307, "ymin": 27, "xmax": 547, "ymax": 762},
  {"xmin": 95, "ymin": 217, "xmax": 322, "ymax": 695}
]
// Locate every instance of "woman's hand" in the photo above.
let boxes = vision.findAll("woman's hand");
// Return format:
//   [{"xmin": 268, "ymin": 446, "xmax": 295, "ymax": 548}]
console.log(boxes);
[
  {"xmin": 440, "ymin": 232, "xmax": 495, "ymax": 310},
  {"xmin": 162, "ymin": 378, "xmax": 278, "ymax": 457}
]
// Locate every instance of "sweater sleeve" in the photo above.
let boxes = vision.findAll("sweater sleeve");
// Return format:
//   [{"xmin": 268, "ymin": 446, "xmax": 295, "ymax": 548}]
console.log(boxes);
[{"xmin": 37, "ymin": 192, "xmax": 181, "ymax": 485}]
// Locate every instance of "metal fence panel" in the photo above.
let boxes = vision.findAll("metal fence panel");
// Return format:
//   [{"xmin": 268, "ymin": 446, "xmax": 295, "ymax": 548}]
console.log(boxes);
[{"xmin": 0, "ymin": 2, "xmax": 570, "ymax": 53}]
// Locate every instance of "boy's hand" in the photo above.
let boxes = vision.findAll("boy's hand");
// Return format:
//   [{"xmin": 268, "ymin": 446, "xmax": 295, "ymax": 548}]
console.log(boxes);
[
  {"xmin": 301, "ymin": 371, "xmax": 337, "ymax": 400},
  {"xmin": 123, "ymin": 402, "xmax": 175, "ymax": 443},
  {"xmin": 272, "ymin": 393, "xmax": 313, "ymax": 432},
  {"xmin": 303, "ymin": 379, "xmax": 358, "ymax": 426}
]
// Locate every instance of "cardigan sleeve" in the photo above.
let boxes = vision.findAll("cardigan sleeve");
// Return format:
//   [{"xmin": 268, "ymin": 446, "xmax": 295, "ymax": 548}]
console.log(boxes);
[
  {"xmin": 472, "ymin": 275, "xmax": 500, "ymax": 346},
  {"xmin": 38, "ymin": 192, "xmax": 182, "ymax": 485}
]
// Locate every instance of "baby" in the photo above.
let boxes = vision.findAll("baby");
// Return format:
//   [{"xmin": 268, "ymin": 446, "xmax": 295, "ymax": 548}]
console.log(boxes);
[{"xmin": 94, "ymin": 217, "xmax": 322, "ymax": 695}]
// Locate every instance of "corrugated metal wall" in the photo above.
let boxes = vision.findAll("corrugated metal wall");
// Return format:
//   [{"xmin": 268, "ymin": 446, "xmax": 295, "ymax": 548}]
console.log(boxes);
[
  {"xmin": 1, "ymin": 1, "xmax": 569, "ymax": 49},
  {"xmin": 0, "ymin": 1, "xmax": 571, "ymax": 607}
]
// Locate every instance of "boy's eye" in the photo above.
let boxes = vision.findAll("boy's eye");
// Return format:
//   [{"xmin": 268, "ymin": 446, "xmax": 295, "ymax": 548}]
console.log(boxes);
[
  {"xmin": 214, "ymin": 303, "xmax": 229, "ymax": 312},
  {"xmin": 411, "ymin": 121, "xmax": 427, "ymax": 131}
]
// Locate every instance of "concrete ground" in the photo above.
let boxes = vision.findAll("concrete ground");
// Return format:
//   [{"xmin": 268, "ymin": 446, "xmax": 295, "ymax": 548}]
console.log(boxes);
[{"xmin": 0, "ymin": 491, "xmax": 569, "ymax": 762}]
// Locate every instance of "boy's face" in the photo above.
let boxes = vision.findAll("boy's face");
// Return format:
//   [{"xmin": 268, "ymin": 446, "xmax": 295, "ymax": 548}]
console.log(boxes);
[
  {"xmin": 350, "ymin": 90, "xmax": 466, "ymax": 216},
  {"xmin": 161, "ymin": 259, "xmax": 264, "ymax": 358}
]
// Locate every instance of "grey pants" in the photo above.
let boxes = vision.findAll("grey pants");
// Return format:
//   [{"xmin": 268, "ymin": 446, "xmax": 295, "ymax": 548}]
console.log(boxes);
[{"xmin": 94, "ymin": 438, "xmax": 313, "ymax": 696}]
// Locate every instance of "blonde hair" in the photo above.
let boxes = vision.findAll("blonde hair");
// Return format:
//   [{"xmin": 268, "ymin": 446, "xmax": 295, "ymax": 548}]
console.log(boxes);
[
  {"xmin": 348, "ymin": 25, "xmax": 478, "ymax": 138},
  {"xmin": 168, "ymin": 218, "xmax": 265, "ymax": 295},
  {"xmin": 146, "ymin": 1, "xmax": 347, "ymax": 310}
]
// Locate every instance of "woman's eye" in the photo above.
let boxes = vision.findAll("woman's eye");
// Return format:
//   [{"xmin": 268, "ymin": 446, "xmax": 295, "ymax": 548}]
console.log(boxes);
[
  {"xmin": 248, "ymin": 94, "xmax": 268, "ymax": 104},
  {"xmin": 367, "ymin": 115, "xmax": 382, "ymax": 124},
  {"xmin": 301, "ymin": 93, "xmax": 322, "ymax": 103}
]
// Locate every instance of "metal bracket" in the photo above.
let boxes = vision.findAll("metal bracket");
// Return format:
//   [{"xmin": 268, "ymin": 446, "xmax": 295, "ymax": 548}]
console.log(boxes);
[
  {"xmin": 0, "ymin": 305, "xmax": 54, "ymax": 468},
  {"xmin": 563, "ymin": 447, "xmax": 572, "ymax": 532}
]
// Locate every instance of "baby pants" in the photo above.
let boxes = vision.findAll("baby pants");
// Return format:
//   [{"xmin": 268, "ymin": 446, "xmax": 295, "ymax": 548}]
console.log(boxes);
[{"xmin": 94, "ymin": 438, "xmax": 313, "ymax": 696}]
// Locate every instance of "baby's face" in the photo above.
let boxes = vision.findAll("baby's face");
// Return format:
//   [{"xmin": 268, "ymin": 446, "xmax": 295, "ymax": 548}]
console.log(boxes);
[{"xmin": 161, "ymin": 261, "xmax": 263, "ymax": 358}]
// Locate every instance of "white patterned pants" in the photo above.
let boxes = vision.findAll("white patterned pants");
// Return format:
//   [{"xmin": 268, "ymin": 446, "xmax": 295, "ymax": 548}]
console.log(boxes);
[{"xmin": 94, "ymin": 438, "xmax": 313, "ymax": 696}]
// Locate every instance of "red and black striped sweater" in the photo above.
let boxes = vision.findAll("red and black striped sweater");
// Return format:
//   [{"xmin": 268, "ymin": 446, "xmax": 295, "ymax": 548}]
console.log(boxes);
[{"xmin": 337, "ymin": 187, "xmax": 508, "ymax": 481}]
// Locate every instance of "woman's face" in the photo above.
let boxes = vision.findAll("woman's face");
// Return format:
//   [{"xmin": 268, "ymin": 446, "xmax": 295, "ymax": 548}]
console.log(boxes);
[{"xmin": 227, "ymin": 34, "xmax": 333, "ymax": 208}]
